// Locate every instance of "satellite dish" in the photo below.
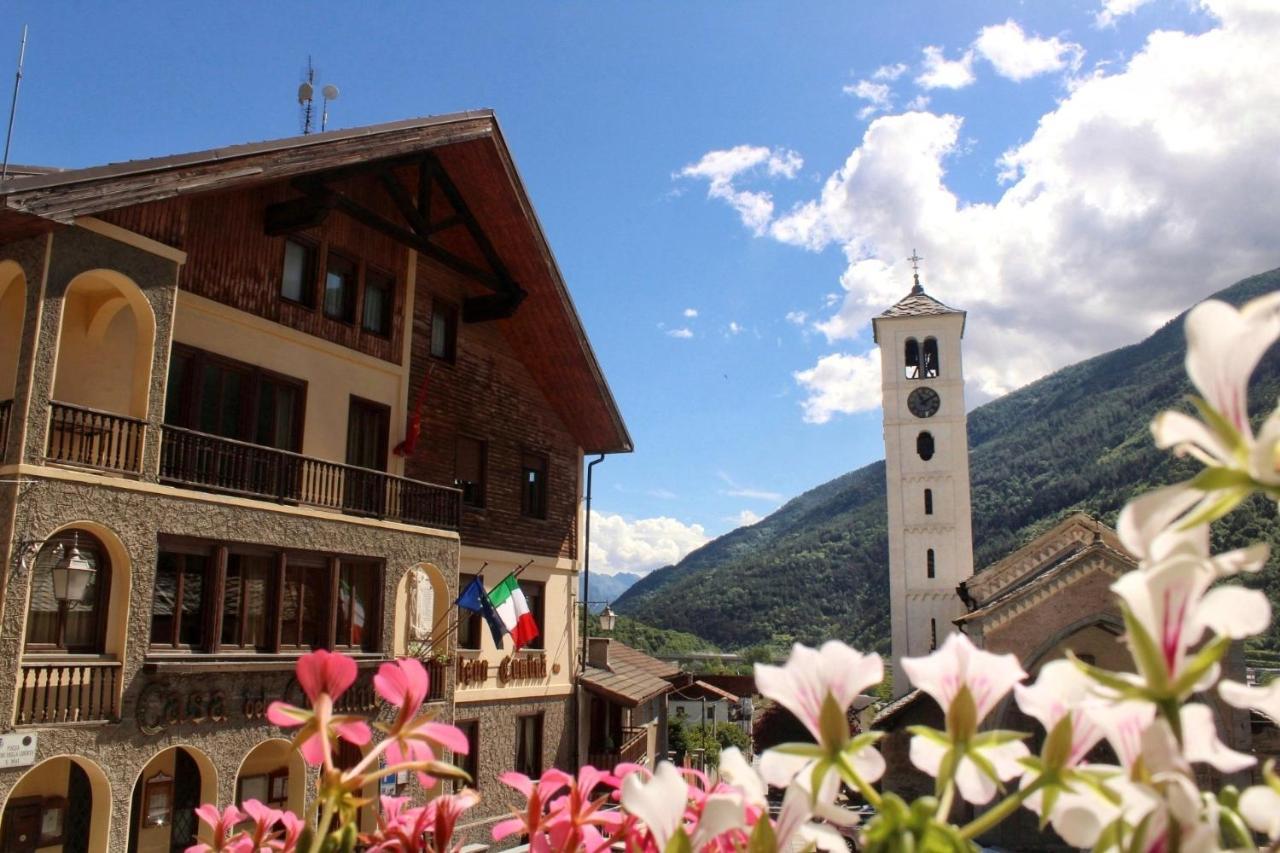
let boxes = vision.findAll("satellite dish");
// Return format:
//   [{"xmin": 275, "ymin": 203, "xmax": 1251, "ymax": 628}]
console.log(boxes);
[
  {"xmin": 297, "ymin": 81, "xmax": 314, "ymax": 104},
  {"xmin": 322, "ymin": 84, "xmax": 340, "ymax": 100}
]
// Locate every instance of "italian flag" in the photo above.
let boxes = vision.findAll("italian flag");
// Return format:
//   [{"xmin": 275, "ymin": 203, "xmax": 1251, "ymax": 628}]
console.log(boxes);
[{"xmin": 488, "ymin": 574, "xmax": 539, "ymax": 650}]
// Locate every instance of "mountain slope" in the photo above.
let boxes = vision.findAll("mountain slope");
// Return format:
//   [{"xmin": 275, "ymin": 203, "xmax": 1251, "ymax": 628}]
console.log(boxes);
[
  {"xmin": 580, "ymin": 572, "xmax": 642, "ymax": 611},
  {"xmin": 614, "ymin": 270, "xmax": 1280, "ymax": 652}
]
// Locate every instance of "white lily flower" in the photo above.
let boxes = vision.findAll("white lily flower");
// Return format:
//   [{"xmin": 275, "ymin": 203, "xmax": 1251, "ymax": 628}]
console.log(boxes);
[
  {"xmin": 1014, "ymin": 660, "xmax": 1105, "ymax": 767},
  {"xmin": 1239, "ymin": 784, "xmax": 1280, "ymax": 840},
  {"xmin": 1219, "ymin": 678, "xmax": 1280, "ymax": 726},
  {"xmin": 689, "ymin": 792, "xmax": 745, "ymax": 850},
  {"xmin": 754, "ymin": 641, "xmax": 884, "ymax": 749},
  {"xmin": 774, "ymin": 783, "xmax": 849, "ymax": 852},
  {"xmin": 1087, "ymin": 700, "xmax": 1156, "ymax": 770},
  {"xmin": 716, "ymin": 747, "xmax": 765, "ymax": 809},
  {"xmin": 1118, "ymin": 485, "xmax": 1270, "ymax": 576},
  {"xmin": 1179, "ymin": 703, "xmax": 1254, "ymax": 773},
  {"xmin": 620, "ymin": 762, "xmax": 687, "ymax": 849},
  {"xmin": 901, "ymin": 632, "xmax": 1026, "ymax": 725},
  {"xmin": 1111, "ymin": 554, "xmax": 1269, "ymax": 690},
  {"xmin": 909, "ymin": 735, "xmax": 1027, "ymax": 805}
]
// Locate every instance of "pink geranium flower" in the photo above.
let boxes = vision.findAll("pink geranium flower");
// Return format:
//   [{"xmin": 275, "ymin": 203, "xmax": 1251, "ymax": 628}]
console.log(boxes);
[
  {"xmin": 493, "ymin": 768, "xmax": 574, "ymax": 847},
  {"xmin": 541, "ymin": 765, "xmax": 624, "ymax": 853},
  {"xmin": 375, "ymin": 658, "xmax": 470, "ymax": 786},
  {"xmin": 267, "ymin": 650, "xmax": 372, "ymax": 766},
  {"xmin": 186, "ymin": 804, "xmax": 245, "ymax": 853}
]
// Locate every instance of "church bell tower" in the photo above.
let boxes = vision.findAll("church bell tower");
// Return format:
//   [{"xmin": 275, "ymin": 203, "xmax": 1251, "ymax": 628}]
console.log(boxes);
[{"xmin": 872, "ymin": 257, "xmax": 974, "ymax": 697}]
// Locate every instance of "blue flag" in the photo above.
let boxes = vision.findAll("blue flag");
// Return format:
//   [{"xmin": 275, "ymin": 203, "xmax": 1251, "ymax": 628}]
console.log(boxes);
[{"xmin": 456, "ymin": 576, "xmax": 507, "ymax": 647}]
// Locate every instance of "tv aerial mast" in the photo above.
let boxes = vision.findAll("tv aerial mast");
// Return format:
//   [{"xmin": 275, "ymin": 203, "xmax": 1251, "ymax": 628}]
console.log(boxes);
[{"xmin": 297, "ymin": 57, "xmax": 339, "ymax": 134}]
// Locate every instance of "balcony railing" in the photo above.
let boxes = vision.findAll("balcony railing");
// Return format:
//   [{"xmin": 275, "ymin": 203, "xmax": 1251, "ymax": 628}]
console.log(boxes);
[
  {"xmin": 16, "ymin": 659, "xmax": 121, "ymax": 725},
  {"xmin": 0, "ymin": 398, "xmax": 11, "ymax": 458},
  {"xmin": 158, "ymin": 425, "xmax": 462, "ymax": 531},
  {"xmin": 588, "ymin": 726, "xmax": 649, "ymax": 770},
  {"xmin": 426, "ymin": 657, "xmax": 450, "ymax": 703},
  {"xmin": 46, "ymin": 402, "xmax": 146, "ymax": 474}
]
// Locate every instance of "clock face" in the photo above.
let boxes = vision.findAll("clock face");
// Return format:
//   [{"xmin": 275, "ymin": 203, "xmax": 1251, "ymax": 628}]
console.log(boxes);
[{"xmin": 908, "ymin": 386, "xmax": 941, "ymax": 418}]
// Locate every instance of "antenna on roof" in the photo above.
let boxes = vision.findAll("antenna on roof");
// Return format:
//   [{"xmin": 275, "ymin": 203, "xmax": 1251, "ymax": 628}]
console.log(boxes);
[
  {"xmin": 1, "ymin": 25, "xmax": 29, "ymax": 183},
  {"xmin": 297, "ymin": 57, "xmax": 339, "ymax": 135}
]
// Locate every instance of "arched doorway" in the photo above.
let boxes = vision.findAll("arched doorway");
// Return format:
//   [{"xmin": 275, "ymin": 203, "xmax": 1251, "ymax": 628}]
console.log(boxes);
[
  {"xmin": 0, "ymin": 754, "xmax": 110, "ymax": 853},
  {"xmin": 0, "ymin": 260, "xmax": 25, "ymax": 428},
  {"xmin": 48, "ymin": 269, "xmax": 155, "ymax": 473},
  {"xmin": 234, "ymin": 739, "xmax": 307, "ymax": 818},
  {"xmin": 127, "ymin": 746, "xmax": 215, "ymax": 853}
]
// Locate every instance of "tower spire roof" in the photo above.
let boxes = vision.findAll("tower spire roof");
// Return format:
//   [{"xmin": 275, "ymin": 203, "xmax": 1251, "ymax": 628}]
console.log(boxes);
[{"xmin": 871, "ymin": 252, "xmax": 967, "ymax": 341}]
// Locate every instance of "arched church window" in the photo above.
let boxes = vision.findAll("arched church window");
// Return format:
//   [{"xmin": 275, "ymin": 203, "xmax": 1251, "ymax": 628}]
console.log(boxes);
[
  {"xmin": 922, "ymin": 338, "xmax": 940, "ymax": 378},
  {"xmin": 927, "ymin": 548, "xmax": 936, "ymax": 579},
  {"xmin": 904, "ymin": 338, "xmax": 920, "ymax": 379},
  {"xmin": 917, "ymin": 431, "xmax": 935, "ymax": 461},
  {"xmin": 924, "ymin": 489, "xmax": 933, "ymax": 515},
  {"xmin": 24, "ymin": 530, "xmax": 110, "ymax": 653}
]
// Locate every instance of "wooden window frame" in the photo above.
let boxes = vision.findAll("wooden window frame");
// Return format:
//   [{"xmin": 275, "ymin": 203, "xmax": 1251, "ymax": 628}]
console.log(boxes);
[
  {"xmin": 280, "ymin": 237, "xmax": 319, "ymax": 309},
  {"xmin": 454, "ymin": 719, "xmax": 480, "ymax": 792},
  {"xmin": 455, "ymin": 435, "xmax": 487, "ymax": 510},
  {"xmin": 149, "ymin": 544, "xmax": 215, "ymax": 651},
  {"xmin": 322, "ymin": 248, "xmax": 359, "ymax": 324},
  {"xmin": 142, "ymin": 772, "xmax": 174, "ymax": 829},
  {"xmin": 150, "ymin": 536, "xmax": 383, "ymax": 657},
  {"xmin": 520, "ymin": 451, "xmax": 549, "ymax": 520},
  {"xmin": 430, "ymin": 298, "xmax": 459, "ymax": 364},
  {"xmin": 165, "ymin": 344, "xmax": 308, "ymax": 452},
  {"xmin": 515, "ymin": 712, "xmax": 544, "ymax": 778},
  {"xmin": 360, "ymin": 265, "xmax": 395, "ymax": 338}
]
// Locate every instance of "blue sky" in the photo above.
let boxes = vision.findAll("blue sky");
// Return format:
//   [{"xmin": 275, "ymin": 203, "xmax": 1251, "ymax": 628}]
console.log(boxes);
[{"xmin": 7, "ymin": 1, "xmax": 1276, "ymax": 575}]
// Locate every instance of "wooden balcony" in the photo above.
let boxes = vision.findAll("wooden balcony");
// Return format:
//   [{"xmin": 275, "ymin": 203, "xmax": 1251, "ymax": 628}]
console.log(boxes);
[
  {"xmin": 16, "ymin": 658, "xmax": 121, "ymax": 725},
  {"xmin": 45, "ymin": 401, "xmax": 145, "ymax": 474},
  {"xmin": 158, "ymin": 425, "xmax": 462, "ymax": 531},
  {"xmin": 426, "ymin": 657, "xmax": 450, "ymax": 704},
  {"xmin": 587, "ymin": 726, "xmax": 648, "ymax": 770}
]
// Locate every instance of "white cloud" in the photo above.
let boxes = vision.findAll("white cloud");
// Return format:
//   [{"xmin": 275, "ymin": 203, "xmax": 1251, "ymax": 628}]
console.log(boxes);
[
  {"xmin": 761, "ymin": 0, "xmax": 1280, "ymax": 410},
  {"xmin": 844, "ymin": 79, "xmax": 893, "ymax": 119},
  {"xmin": 916, "ymin": 46, "xmax": 976, "ymax": 90},
  {"xmin": 874, "ymin": 62, "xmax": 909, "ymax": 81},
  {"xmin": 728, "ymin": 509, "xmax": 764, "ymax": 527},
  {"xmin": 905, "ymin": 94, "xmax": 931, "ymax": 111},
  {"xmin": 1096, "ymin": 0, "xmax": 1156, "ymax": 27},
  {"xmin": 667, "ymin": 327, "xmax": 694, "ymax": 339},
  {"xmin": 717, "ymin": 471, "xmax": 783, "ymax": 502},
  {"xmin": 588, "ymin": 511, "xmax": 709, "ymax": 576},
  {"xmin": 793, "ymin": 350, "xmax": 883, "ymax": 424},
  {"xmin": 785, "ymin": 310, "xmax": 808, "ymax": 326},
  {"xmin": 727, "ymin": 321, "xmax": 743, "ymax": 334},
  {"xmin": 975, "ymin": 20, "xmax": 1084, "ymax": 81},
  {"xmin": 683, "ymin": 307, "xmax": 699, "ymax": 318},
  {"xmin": 677, "ymin": 145, "xmax": 804, "ymax": 235}
]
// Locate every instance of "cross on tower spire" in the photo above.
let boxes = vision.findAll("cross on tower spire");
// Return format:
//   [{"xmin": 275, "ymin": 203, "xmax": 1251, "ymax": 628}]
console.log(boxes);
[{"xmin": 908, "ymin": 249, "xmax": 924, "ymax": 294}]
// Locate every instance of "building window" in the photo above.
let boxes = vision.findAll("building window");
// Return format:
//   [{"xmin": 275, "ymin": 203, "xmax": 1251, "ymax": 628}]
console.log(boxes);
[
  {"xmin": 281, "ymin": 239, "xmax": 317, "ymax": 307},
  {"xmin": 323, "ymin": 251, "xmax": 358, "ymax": 323},
  {"xmin": 904, "ymin": 337, "xmax": 920, "ymax": 379},
  {"xmin": 430, "ymin": 299, "xmax": 458, "ymax": 363},
  {"xmin": 927, "ymin": 548, "xmax": 936, "ymax": 579},
  {"xmin": 521, "ymin": 452, "xmax": 548, "ymax": 519},
  {"xmin": 515, "ymin": 713, "xmax": 543, "ymax": 778},
  {"xmin": 924, "ymin": 489, "xmax": 933, "ymax": 515},
  {"xmin": 455, "ymin": 720, "xmax": 480, "ymax": 791},
  {"xmin": 456, "ymin": 574, "xmax": 483, "ymax": 651},
  {"xmin": 519, "ymin": 580, "xmax": 545, "ymax": 650},
  {"xmin": 24, "ymin": 530, "xmax": 110, "ymax": 654},
  {"xmin": 930, "ymin": 618, "xmax": 937, "ymax": 651},
  {"xmin": 164, "ymin": 344, "xmax": 305, "ymax": 452},
  {"xmin": 455, "ymin": 436, "xmax": 486, "ymax": 509},
  {"xmin": 361, "ymin": 267, "xmax": 394, "ymax": 337},
  {"xmin": 922, "ymin": 337, "xmax": 940, "ymax": 378},
  {"xmin": 149, "ymin": 539, "xmax": 382, "ymax": 655},
  {"xmin": 335, "ymin": 560, "xmax": 379, "ymax": 652},
  {"xmin": 917, "ymin": 431, "xmax": 935, "ymax": 461}
]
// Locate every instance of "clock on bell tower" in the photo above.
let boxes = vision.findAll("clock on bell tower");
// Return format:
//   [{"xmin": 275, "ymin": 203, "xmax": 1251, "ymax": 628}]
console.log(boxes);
[{"xmin": 871, "ymin": 256, "xmax": 975, "ymax": 697}]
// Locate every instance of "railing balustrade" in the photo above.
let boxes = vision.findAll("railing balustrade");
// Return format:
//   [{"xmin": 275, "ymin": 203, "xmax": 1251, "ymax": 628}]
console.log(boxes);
[
  {"xmin": 16, "ymin": 659, "xmax": 121, "ymax": 725},
  {"xmin": 426, "ymin": 657, "xmax": 450, "ymax": 703},
  {"xmin": 588, "ymin": 726, "xmax": 649, "ymax": 769},
  {"xmin": 0, "ymin": 398, "xmax": 11, "ymax": 459},
  {"xmin": 159, "ymin": 425, "xmax": 461, "ymax": 530},
  {"xmin": 46, "ymin": 401, "xmax": 146, "ymax": 474}
]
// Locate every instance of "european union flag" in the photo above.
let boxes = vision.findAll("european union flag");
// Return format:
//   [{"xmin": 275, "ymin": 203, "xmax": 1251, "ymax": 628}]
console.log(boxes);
[{"xmin": 456, "ymin": 576, "xmax": 507, "ymax": 647}]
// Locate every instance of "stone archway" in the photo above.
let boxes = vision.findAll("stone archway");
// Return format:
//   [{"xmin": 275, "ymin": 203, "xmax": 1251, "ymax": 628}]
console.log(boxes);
[
  {"xmin": 0, "ymin": 259, "xmax": 26, "ymax": 406},
  {"xmin": 126, "ymin": 745, "xmax": 217, "ymax": 853},
  {"xmin": 233, "ymin": 739, "xmax": 308, "ymax": 818},
  {"xmin": 0, "ymin": 753, "xmax": 111, "ymax": 853}
]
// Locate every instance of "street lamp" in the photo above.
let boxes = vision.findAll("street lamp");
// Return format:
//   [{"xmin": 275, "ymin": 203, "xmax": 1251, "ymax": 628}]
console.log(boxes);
[
  {"xmin": 50, "ymin": 534, "xmax": 96, "ymax": 605},
  {"xmin": 598, "ymin": 604, "xmax": 616, "ymax": 632}
]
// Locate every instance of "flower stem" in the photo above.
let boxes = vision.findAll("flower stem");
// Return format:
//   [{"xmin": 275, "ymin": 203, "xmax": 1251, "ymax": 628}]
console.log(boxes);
[
  {"xmin": 958, "ymin": 778, "xmax": 1044, "ymax": 841},
  {"xmin": 308, "ymin": 797, "xmax": 337, "ymax": 853}
]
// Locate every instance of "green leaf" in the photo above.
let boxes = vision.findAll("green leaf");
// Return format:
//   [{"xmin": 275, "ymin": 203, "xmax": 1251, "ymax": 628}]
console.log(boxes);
[
  {"xmin": 664, "ymin": 827, "xmax": 693, "ymax": 853},
  {"xmin": 935, "ymin": 748, "xmax": 958, "ymax": 799},
  {"xmin": 1178, "ymin": 485, "xmax": 1251, "ymax": 529},
  {"xmin": 969, "ymin": 730, "xmax": 1029, "ymax": 748},
  {"xmin": 1189, "ymin": 466, "xmax": 1254, "ymax": 493},
  {"xmin": 906, "ymin": 725, "xmax": 952, "ymax": 746},
  {"xmin": 768, "ymin": 742, "xmax": 826, "ymax": 758},
  {"xmin": 819, "ymin": 693, "xmax": 850, "ymax": 750},
  {"xmin": 1041, "ymin": 716, "xmax": 1075, "ymax": 770},
  {"xmin": 1169, "ymin": 634, "xmax": 1230, "ymax": 697},
  {"xmin": 1120, "ymin": 604, "xmax": 1170, "ymax": 694}
]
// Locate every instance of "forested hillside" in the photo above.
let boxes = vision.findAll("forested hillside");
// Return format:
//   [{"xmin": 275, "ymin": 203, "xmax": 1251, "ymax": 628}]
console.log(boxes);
[{"xmin": 614, "ymin": 270, "xmax": 1280, "ymax": 653}]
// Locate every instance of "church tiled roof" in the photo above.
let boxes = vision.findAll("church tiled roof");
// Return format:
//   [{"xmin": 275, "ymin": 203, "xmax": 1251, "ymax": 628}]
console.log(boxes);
[{"xmin": 877, "ymin": 282, "xmax": 964, "ymax": 319}]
